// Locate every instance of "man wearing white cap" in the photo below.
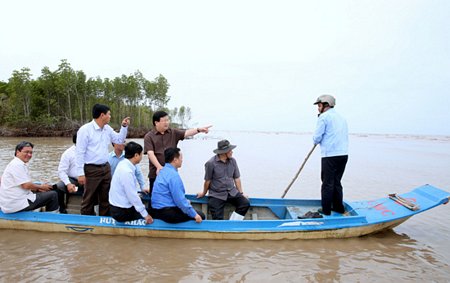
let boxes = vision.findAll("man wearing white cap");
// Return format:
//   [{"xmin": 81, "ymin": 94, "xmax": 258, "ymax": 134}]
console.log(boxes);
[{"xmin": 313, "ymin": 94, "xmax": 349, "ymax": 216}]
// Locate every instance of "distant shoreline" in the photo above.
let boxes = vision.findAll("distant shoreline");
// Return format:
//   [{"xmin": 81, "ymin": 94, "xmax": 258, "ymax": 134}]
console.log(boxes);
[
  {"xmin": 1, "ymin": 126, "xmax": 448, "ymax": 141},
  {"xmin": 0, "ymin": 126, "xmax": 150, "ymax": 138}
]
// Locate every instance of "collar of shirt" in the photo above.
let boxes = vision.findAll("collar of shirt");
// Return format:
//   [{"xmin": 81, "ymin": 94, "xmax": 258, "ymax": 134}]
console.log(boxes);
[
  {"xmin": 152, "ymin": 128, "xmax": 172, "ymax": 135},
  {"xmin": 163, "ymin": 163, "xmax": 177, "ymax": 172},
  {"xmin": 13, "ymin": 156, "xmax": 27, "ymax": 166},
  {"xmin": 214, "ymin": 155, "xmax": 230, "ymax": 164}
]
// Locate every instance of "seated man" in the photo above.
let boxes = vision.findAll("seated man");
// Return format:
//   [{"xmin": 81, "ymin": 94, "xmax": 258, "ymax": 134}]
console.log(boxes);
[
  {"xmin": 108, "ymin": 140, "xmax": 147, "ymax": 192},
  {"xmin": 151, "ymin": 148, "xmax": 205, "ymax": 223},
  {"xmin": 109, "ymin": 142, "xmax": 153, "ymax": 224},
  {"xmin": 0, "ymin": 141, "xmax": 59, "ymax": 213},
  {"xmin": 197, "ymin": 140, "xmax": 250, "ymax": 220},
  {"xmin": 54, "ymin": 133, "xmax": 84, "ymax": 213}
]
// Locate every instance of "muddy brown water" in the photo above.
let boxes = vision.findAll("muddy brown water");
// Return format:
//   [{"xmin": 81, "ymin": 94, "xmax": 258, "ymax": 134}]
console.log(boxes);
[{"xmin": 1, "ymin": 132, "xmax": 449, "ymax": 282}]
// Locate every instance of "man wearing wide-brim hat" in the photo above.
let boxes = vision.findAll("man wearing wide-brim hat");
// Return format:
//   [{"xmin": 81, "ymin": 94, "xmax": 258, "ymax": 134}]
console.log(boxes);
[{"xmin": 197, "ymin": 140, "xmax": 250, "ymax": 220}]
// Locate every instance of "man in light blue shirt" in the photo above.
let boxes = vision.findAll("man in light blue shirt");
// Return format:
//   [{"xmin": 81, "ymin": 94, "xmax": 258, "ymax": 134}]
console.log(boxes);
[
  {"xmin": 109, "ymin": 142, "xmax": 153, "ymax": 224},
  {"xmin": 151, "ymin": 148, "xmax": 205, "ymax": 223},
  {"xmin": 313, "ymin": 95, "xmax": 348, "ymax": 216},
  {"xmin": 109, "ymin": 141, "xmax": 147, "ymax": 192}
]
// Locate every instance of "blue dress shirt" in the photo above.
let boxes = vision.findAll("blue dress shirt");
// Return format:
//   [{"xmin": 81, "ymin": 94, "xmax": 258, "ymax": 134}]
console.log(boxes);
[{"xmin": 151, "ymin": 163, "xmax": 197, "ymax": 218}]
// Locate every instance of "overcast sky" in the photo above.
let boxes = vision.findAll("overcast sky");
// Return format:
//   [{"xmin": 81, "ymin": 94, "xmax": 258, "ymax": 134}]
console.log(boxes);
[{"xmin": 2, "ymin": 0, "xmax": 449, "ymax": 135}]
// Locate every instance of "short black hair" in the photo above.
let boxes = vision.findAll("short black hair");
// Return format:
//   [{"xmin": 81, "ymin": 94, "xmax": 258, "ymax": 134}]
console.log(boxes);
[
  {"xmin": 124, "ymin": 141, "xmax": 143, "ymax": 159},
  {"xmin": 92, "ymin": 104, "xmax": 110, "ymax": 119},
  {"xmin": 164, "ymin": 147, "xmax": 180, "ymax": 163},
  {"xmin": 152, "ymin": 110, "xmax": 169, "ymax": 126},
  {"xmin": 15, "ymin": 141, "xmax": 34, "ymax": 156}
]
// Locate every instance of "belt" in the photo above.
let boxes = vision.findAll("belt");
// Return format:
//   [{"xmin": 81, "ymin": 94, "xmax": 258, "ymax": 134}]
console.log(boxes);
[{"xmin": 85, "ymin": 163, "xmax": 109, "ymax": 167}]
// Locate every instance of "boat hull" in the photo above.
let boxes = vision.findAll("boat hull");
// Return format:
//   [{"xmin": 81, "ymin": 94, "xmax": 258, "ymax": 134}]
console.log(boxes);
[
  {"xmin": 0, "ymin": 184, "xmax": 448, "ymax": 240},
  {"xmin": 0, "ymin": 217, "xmax": 409, "ymax": 240}
]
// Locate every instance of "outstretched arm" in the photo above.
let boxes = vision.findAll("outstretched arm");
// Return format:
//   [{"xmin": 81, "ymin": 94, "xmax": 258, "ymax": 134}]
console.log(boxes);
[{"xmin": 185, "ymin": 125, "xmax": 212, "ymax": 138}]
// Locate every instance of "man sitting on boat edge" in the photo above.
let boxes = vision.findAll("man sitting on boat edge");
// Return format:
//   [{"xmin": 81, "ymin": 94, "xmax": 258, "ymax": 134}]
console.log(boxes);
[
  {"xmin": 0, "ymin": 141, "xmax": 59, "ymax": 213},
  {"xmin": 108, "ymin": 140, "xmax": 148, "ymax": 192},
  {"xmin": 197, "ymin": 139, "xmax": 250, "ymax": 220},
  {"xmin": 151, "ymin": 148, "xmax": 205, "ymax": 223},
  {"xmin": 109, "ymin": 142, "xmax": 153, "ymax": 224},
  {"xmin": 54, "ymin": 132, "xmax": 84, "ymax": 214}
]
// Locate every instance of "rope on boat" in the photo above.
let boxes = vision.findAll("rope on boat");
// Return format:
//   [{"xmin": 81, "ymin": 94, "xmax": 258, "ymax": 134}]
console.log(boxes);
[{"xmin": 388, "ymin": 193, "xmax": 420, "ymax": 211}]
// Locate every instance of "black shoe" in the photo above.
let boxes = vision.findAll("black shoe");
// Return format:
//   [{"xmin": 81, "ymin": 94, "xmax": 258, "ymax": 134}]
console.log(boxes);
[
  {"xmin": 60, "ymin": 209, "xmax": 68, "ymax": 214},
  {"xmin": 298, "ymin": 211, "xmax": 323, "ymax": 219}
]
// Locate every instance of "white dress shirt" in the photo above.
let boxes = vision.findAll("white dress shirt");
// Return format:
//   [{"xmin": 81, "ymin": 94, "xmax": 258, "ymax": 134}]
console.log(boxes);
[
  {"xmin": 109, "ymin": 151, "xmax": 146, "ymax": 191},
  {"xmin": 58, "ymin": 145, "xmax": 78, "ymax": 185},
  {"xmin": 0, "ymin": 157, "xmax": 36, "ymax": 213},
  {"xmin": 75, "ymin": 119, "xmax": 128, "ymax": 176},
  {"xmin": 109, "ymin": 159, "xmax": 148, "ymax": 218}
]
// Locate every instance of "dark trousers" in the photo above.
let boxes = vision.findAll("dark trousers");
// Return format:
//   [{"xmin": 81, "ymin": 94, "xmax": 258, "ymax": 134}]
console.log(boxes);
[
  {"xmin": 54, "ymin": 177, "xmax": 84, "ymax": 213},
  {"xmin": 20, "ymin": 191, "xmax": 59, "ymax": 212},
  {"xmin": 110, "ymin": 205, "xmax": 147, "ymax": 222},
  {"xmin": 208, "ymin": 193, "xmax": 250, "ymax": 220},
  {"xmin": 55, "ymin": 177, "xmax": 85, "ymax": 195},
  {"xmin": 81, "ymin": 164, "xmax": 111, "ymax": 216},
  {"xmin": 321, "ymin": 155, "xmax": 348, "ymax": 215},
  {"xmin": 151, "ymin": 207, "xmax": 205, "ymax": 223}
]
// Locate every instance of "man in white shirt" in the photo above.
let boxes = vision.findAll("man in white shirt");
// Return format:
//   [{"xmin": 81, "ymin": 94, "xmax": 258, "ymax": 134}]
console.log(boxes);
[
  {"xmin": 76, "ymin": 104, "xmax": 130, "ymax": 216},
  {"xmin": 109, "ymin": 141, "xmax": 153, "ymax": 224},
  {"xmin": 108, "ymin": 141, "xmax": 147, "ymax": 192},
  {"xmin": 0, "ymin": 141, "xmax": 59, "ymax": 213},
  {"xmin": 55, "ymin": 133, "xmax": 84, "ymax": 213}
]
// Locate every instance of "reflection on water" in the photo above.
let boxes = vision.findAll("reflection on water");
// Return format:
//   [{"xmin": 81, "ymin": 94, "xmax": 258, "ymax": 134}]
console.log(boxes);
[
  {"xmin": 1, "ymin": 132, "xmax": 450, "ymax": 281},
  {"xmin": 0, "ymin": 229, "xmax": 446, "ymax": 282}
]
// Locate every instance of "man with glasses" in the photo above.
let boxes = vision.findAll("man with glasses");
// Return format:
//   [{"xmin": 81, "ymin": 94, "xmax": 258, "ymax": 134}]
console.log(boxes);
[
  {"xmin": 144, "ymin": 110, "xmax": 211, "ymax": 194},
  {"xmin": 0, "ymin": 141, "xmax": 59, "ymax": 213}
]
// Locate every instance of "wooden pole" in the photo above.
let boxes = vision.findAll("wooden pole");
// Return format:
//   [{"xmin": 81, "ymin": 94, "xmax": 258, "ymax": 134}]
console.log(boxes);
[{"xmin": 281, "ymin": 144, "xmax": 317, "ymax": 198}]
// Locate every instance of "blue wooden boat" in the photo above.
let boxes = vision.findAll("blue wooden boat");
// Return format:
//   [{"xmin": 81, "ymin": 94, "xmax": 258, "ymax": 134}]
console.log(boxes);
[{"xmin": 0, "ymin": 184, "xmax": 448, "ymax": 240}]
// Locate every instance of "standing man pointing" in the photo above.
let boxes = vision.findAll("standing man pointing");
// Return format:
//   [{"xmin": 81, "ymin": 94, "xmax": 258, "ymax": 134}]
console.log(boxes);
[
  {"xmin": 76, "ymin": 104, "xmax": 130, "ymax": 216},
  {"xmin": 144, "ymin": 110, "xmax": 211, "ymax": 193},
  {"xmin": 313, "ymin": 95, "xmax": 349, "ymax": 216}
]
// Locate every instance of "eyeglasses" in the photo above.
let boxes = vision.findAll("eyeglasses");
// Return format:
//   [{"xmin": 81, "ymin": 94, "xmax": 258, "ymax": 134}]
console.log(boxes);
[{"xmin": 21, "ymin": 150, "xmax": 33, "ymax": 155}]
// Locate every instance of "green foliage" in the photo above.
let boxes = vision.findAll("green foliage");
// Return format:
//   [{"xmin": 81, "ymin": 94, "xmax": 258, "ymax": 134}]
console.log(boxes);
[
  {"xmin": 170, "ymin": 106, "xmax": 192, "ymax": 128},
  {"xmin": 0, "ymin": 59, "xmax": 178, "ymax": 133}
]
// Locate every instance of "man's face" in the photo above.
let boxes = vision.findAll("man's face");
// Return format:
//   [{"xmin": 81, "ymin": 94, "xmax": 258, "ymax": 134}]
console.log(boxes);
[
  {"xmin": 174, "ymin": 152, "xmax": 183, "ymax": 168},
  {"xmin": 317, "ymin": 103, "xmax": 324, "ymax": 113},
  {"xmin": 114, "ymin": 143, "xmax": 125, "ymax": 152},
  {"xmin": 101, "ymin": 111, "xmax": 112, "ymax": 124},
  {"xmin": 16, "ymin": 146, "xmax": 33, "ymax": 163},
  {"xmin": 136, "ymin": 152, "xmax": 143, "ymax": 163},
  {"xmin": 225, "ymin": 150, "xmax": 233, "ymax": 159},
  {"xmin": 155, "ymin": 115, "xmax": 170, "ymax": 131}
]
